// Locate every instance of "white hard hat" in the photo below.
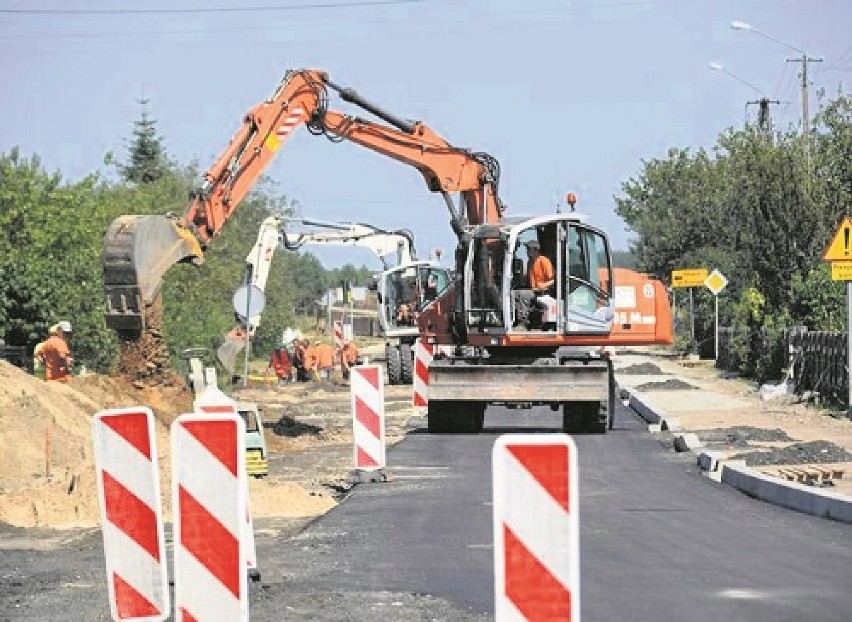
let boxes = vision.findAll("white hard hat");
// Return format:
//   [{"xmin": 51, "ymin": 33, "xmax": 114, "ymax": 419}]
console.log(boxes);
[{"xmin": 58, "ymin": 320, "xmax": 72, "ymax": 333}]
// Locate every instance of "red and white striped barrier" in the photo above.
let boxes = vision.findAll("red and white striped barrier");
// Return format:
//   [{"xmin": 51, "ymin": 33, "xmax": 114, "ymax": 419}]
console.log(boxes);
[
  {"xmin": 172, "ymin": 410, "xmax": 248, "ymax": 622},
  {"xmin": 492, "ymin": 434, "xmax": 580, "ymax": 621},
  {"xmin": 93, "ymin": 407, "xmax": 169, "ymax": 622},
  {"xmin": 193, "ymin": 386, "xmax": 258, "ymax": 574},
  {"xmin": 350, "ymin": 364, "xmax": 386, "ymax": 470},
  {"xmin": 412, "ymin": 338, "xmax": 433, "ymax": 409},
  {"xmin": 333, "ymin": 319, "xmax": 344, "ymax": 350}
]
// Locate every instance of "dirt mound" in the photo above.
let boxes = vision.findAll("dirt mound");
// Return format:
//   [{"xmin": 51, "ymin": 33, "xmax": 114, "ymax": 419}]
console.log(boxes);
[
  {"xmin": 114, "ymin": 295, "xmax": 178, "ymax": 389},
  {"xmin": 619, "ymin": 362, "xmax": 665, "ymax": 375},
  {"xmin": 730, "ymin": 440, "xmax": 852, "ymax": 466},
  {"xmin": 0, "ymin": 360, "xmax": 337, "ymax": 530},
  {"xmin": 0, "ymin": 361, "xmax": 104, "ymax": 528},
  {"xmin": 635, "ymin": 378, "xmax": 697, "ymax": 391}
]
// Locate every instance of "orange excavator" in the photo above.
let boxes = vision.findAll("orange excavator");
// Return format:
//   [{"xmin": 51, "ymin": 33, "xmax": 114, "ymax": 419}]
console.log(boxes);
[{"xmin": 102, "ymin": 69, "xmax": 672, "ymax": 434}]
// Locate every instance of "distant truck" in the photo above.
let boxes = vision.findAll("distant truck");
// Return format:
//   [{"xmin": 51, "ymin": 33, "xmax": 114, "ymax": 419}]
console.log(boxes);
[
  {"xmin": 182, "ymin": 348, "xmax": 269, "ymax": 478},
  {"xmin": 237, "ymin": 401, "xmax": 269, "ymax": 479}
]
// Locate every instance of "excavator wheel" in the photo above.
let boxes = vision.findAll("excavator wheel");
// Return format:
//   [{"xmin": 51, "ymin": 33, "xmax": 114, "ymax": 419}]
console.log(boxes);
[
  {"xmin": 386, "ymin": 344, "xmax": 402, "ymax": 385},
  {"xmin": 562, "ymin": 401, "xmax": 607, "ymax": 434},
  {"xmin": 427, "ymin": 400, "xmax": 484, "ymax": 434},
  {"xmin": 399, "ymin": 343, "xmax": 413, "ymax": 384}
]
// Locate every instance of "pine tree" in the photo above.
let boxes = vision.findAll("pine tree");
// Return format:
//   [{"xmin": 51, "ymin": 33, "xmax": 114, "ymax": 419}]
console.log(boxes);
[{"xmin": 120, "ymin": 98, "xmax": 168, "ymax": 184}]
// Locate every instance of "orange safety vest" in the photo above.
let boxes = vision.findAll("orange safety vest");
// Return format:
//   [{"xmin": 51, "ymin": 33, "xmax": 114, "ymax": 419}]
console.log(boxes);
[
  {"xmin": 316, "ymin": 343, "xmax": 335, "ymax": 369},
  {"xmin": 342, "ymin": 343, "xmax": 359, "ymax": 365},
  {"xmin": 41, "ymin": 335, "xmax": 72, "ymax": 382},
  {"xmin": 529, "ymin": 254, "xmax": 554, "ymax": 290}
]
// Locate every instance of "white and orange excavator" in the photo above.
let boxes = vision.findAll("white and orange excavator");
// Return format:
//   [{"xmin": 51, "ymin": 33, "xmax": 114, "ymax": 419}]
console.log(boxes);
[
  {"xmin": 279, "ymin": 217, "xmax": 452, "ymax": 385},
  {"xmin": 102, "ymin": 68, "xmax": 672, "ymax": 434}
]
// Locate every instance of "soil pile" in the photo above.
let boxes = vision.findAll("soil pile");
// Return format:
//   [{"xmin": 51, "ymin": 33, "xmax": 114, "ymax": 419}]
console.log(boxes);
[
  {"xmin": 115, "ymin": 295, "xmax": 177, "ymax": 389},
  {"xmin": 0, "ymin": 360, "xmax": 335, "ymax": 529}
]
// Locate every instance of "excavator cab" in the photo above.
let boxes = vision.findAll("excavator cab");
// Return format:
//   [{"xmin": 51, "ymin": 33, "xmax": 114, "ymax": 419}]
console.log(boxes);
[
  {"xmin": 378, "ymin": 262, "xmax": 451, "ymax": 336},
  {"xmin": 461, "ymin": 214, "xmax": 615, "ymax": 339}
]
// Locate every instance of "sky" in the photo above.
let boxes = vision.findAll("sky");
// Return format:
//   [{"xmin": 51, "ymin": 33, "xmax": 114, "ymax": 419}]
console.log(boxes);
[{"xmin": 1, "ymin": 0, "xmax": 850, "ymax": 270}]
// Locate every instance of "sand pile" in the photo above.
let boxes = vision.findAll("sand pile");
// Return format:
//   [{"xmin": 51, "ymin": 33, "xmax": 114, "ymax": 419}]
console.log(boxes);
[{"xmin": 0, "ymin": 361, "xmax": 335, "ymax": 529}]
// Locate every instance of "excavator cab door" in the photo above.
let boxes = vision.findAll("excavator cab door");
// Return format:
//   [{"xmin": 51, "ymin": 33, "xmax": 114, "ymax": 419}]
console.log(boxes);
[
  {"xmin": 504, "ymin": 216, "xmax": 614, "ymax": 335},
  {"xmin": 378, "ymin": 261, "xmax": 451, "ymax": 337},
  {"xmin": 562, "ymin": 221, "xmax": 614, "ymax": 334}
]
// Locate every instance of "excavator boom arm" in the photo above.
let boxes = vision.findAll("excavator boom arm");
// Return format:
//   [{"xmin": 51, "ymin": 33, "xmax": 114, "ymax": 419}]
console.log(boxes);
[
  {"xmin": 281, "ymin": 218, "xmax": 416, "ymax": 268},
  {"xmin": 102, "ymin": 68, "xmax": 501, "ymax": 334}
]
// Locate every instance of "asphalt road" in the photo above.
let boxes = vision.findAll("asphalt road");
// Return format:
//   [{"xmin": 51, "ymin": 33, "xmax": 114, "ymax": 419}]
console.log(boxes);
[
  {"xmin": 254, "ymin": 401, "xmax": 852, "ymax": 622},
  {"xmin": 4, "ymin": 399, "xmax": 852, "ymax": 621}
]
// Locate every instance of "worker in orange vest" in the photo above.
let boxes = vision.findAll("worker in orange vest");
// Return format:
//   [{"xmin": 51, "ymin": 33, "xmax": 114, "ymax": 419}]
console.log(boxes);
[
  {"xmin": 340, "ymin": 340, "xmax": 360, "ymax": 379},
  {"xmin": 526, "ymin": 240, "xmax": 554, "ymax": 294},
  {"xmin": 292, "ymin": 339, "xmax": 310, "ymax": 382},
  {"xmin": 303, "ymin": 341, "xmax": 320, "ymax": 380},
  {"xmin": 39, "ymin": 320, "xmax": 74, "ymax": 382},
  {"xmin": 266, "ymin": 345, "xmax": 293, "ymax": 386},
  {"xmin": 315, "ymin": 340, "xmax": 336, "ymax": 381}
]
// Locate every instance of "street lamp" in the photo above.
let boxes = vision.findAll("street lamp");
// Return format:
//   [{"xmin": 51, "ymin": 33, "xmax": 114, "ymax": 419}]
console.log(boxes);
[
  {"xmin": 709, "ymin": 61, "xmax": 779, "ymax": 128},
  {"xmin": 709, "ymin": 61, "xmax": 766, "ymax": 97},
  {"xmin": 730, "ymin": 20, "xmax": 822, "ymax": 135}
]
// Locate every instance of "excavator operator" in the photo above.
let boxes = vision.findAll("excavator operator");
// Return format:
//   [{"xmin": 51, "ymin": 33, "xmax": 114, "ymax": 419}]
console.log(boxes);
[{"xmin": 525, "ymin": 240, "xmax": 554, "ymax": 294}]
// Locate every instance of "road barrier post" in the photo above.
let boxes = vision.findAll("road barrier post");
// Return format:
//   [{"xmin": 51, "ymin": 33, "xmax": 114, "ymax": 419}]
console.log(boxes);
[
  {"xmin": 492, "ymin": 434, "xmax": 579, "ymax": 621},
  {"xmin": 349, "ymin": 364, "xmax": 387, "ymax": 483},
  {"xmin": 93, "ymin": 407, "xmax": 169, "ymax": 622},
  {"xmin": 172, "ymin": 411, "xmax": 248, "ymax": 622},
  {"xmin": 412, "ymin": 338, "xmax": 433, "ymax": 410},
  {"xmin": 194, "ymin": 385, "xmax": 259, "ymax": 578}
]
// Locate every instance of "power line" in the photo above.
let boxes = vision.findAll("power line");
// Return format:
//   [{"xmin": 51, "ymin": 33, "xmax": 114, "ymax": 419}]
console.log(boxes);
[{"xmin": 0, "ymin": 0, "xmax": 423, "ymax": 15}]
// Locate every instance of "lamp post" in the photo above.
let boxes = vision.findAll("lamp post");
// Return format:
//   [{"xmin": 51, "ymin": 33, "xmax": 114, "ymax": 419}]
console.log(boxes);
[
  {"xmin": 730, "ymin": 20, "xmax": 822, "ymax": 136},
  {"xmin": 709, "ymin": 62, "xmax": 780, "ymax": 129}
]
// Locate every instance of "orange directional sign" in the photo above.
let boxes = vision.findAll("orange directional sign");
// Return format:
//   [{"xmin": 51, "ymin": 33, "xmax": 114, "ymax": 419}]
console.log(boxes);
[
  {"xmin": 671, "ymin": 268, "xmax": 708, "ymax": 288},
  {"xmin": 823, "ymin": 217, "xmax": 852, "ymax": 262}
]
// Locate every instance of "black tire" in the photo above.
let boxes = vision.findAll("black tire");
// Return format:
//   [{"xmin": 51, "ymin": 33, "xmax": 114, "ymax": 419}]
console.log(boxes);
[
  {"xmin": 561, "ymin": 402, "xmax": 587, "ymax": 434},
  {"xmin": 427, "ymin": 400, "xmax": 451, "ymax": 433},
  {"xmin": 562, "ymin": 401, "xmax": 606, "ymax": 434},
  {"xmin": 469, "ymin": 402, "xmax": 486, "ymax": 433},
  {"xmin": 588, "ymin": 400, "xmax": 609, "ymax": 435},
  {"xmin": 399, "ymin": 343, "xmax": 413, "ymax": 384},
  {"xmin": 386, "ymin": 345, "xmax": 402, "ymax": 385},
  {"xmin": 428, "ymin": 400, "xmax": 484, "ymax": 434},
  {"xmin": 608, "ymin": 373, "xmax": 616, "ymax": 431}
]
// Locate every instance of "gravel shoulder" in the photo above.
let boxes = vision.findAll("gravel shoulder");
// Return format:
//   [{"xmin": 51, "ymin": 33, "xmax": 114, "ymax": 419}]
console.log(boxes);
[{"xmin": 615, "ymin": 349, "xmax": 852, "ymax": 497}]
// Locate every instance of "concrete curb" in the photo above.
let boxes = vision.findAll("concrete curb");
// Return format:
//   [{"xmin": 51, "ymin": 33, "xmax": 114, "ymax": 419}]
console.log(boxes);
[{"xmin": 620, "ymin": 386, "xmax": 852, "ymax": 525}]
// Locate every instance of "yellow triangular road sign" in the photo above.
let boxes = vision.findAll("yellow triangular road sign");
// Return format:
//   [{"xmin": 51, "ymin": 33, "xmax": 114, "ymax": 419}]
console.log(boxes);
[{"xmin": 823, "ymin": 217, "xmax": 852, "ymax": 261}]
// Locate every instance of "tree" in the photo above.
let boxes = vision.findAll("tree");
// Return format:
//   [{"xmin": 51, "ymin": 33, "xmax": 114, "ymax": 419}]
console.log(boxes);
[
  {"xmin": 120, "ymin": 98, "xmax": 169, "ymax": 185},
  {"xmin": 614, "ymin": 92, "xmax": 850, "ymax": 378}
]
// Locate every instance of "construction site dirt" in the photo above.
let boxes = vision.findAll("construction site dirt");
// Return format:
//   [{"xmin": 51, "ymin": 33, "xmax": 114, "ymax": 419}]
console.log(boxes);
[
  {"xmin": 3, "ymin": 350, "xmax": 852, "ymax": 620},
  {"xmin": 0, "ymin": 357, "xmax": 445, "ymax": 621}
]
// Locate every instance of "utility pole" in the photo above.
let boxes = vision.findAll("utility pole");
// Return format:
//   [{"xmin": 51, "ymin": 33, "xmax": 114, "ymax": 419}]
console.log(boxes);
[
  {"xmin": 787, "ymin": 54, "xmax": 823, "ymax": 136},
  {"xmin": 730, "ymin": 22, "xmax": 822, "ymax": 137},
  {"xmin": 746, "ymin": 97, "xmax": 781, "ymax": 130}
]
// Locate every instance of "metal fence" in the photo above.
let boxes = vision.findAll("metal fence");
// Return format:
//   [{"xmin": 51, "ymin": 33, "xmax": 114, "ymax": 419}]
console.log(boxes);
[
  {"xmin": 717, "ymin": 326, "xmax": 848, "ymax": 405},
  {"xmin": 0, "ymin": 343, "xmax": 32, "ymax": 373}
]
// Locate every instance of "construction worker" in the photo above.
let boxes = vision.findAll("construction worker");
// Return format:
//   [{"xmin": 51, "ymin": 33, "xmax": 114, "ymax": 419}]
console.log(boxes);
[
  {"xmin": 303, "ymin": 340, "xmax": 320, "ymax": 380},
  {"xmin": 525, "ymin": 240, "xmax": 554, "ymax": 294},
  {"xmin": 293, "ymin": 339, "xmax": 310, "ymax": 382},
  {"xmin": 39, "ymin": 320, "xmax": 73, "ymax": 382},
  {"xmin": 33, "ymin": 324, "xmax": 59, "ymax": 380},
  {"xmin": 315, "ymin": 340, "xmax": 336, "ymax": 381},
  {"xmin": 340, "ymin": 340, "xmax": 360, "ymax": 379},
  {"xmin": 266, "ymin": 345, "xmax": 293, "ymax": 386}
]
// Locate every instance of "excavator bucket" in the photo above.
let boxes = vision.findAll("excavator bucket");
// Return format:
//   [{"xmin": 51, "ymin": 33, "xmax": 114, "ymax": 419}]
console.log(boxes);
[
  {"xmin": 103, "ymin": 215, "xmax": 203, "ymax": 333},
  {"xmin": 216, "ymin": 328, "xmax": 247, "ymax": 378}
]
